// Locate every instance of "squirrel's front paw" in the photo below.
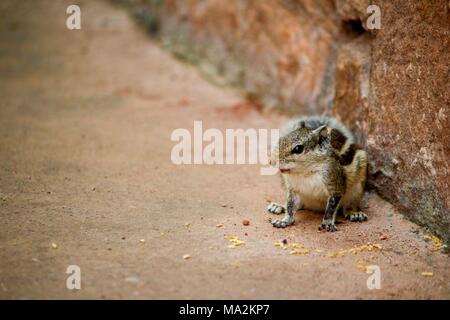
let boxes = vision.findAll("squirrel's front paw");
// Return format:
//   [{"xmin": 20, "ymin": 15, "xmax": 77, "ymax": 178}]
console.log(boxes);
[
  {"xmin": 267, "ymin": 202, "xmax": 285, "ymax": 215},
  {"xmin": 319, "ymin": 220, "xmax": 337, "ymax": 232},
  {"xmin": 272, "ymin": 216, "xmax": 294, "ymax": 228}
]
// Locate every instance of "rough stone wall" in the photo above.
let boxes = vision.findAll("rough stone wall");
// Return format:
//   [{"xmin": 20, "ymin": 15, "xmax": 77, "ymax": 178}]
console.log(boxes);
[
  {"xmin": 123, "ymin": 0, "xmax": 343, "ymax": 113},
  {"xmin": 363, "ymin": 1, "xmax": 449, "ymax": 240},
  {"xmin": 118, "ymin": 0, "xmax": 450, "ymax": 242}
]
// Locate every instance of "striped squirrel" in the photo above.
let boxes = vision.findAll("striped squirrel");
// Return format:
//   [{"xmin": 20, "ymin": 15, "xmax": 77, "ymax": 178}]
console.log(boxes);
[{"xmin": 268, "ymin": 115, "xmax": 368, "ymax": 232}]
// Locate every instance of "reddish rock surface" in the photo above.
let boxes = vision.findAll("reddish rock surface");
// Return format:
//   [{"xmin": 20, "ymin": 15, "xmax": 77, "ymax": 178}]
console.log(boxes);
[
  {"xmin": 123, "ymin": 0, "xmax": 342, "ymax": 113},
  {"xmin": 362, "ymin": 1, "xmax": 449, "ymax": 244},
  {"xmin": 119, "ymin": 0, "xmax": 449, "ymax": 242}
]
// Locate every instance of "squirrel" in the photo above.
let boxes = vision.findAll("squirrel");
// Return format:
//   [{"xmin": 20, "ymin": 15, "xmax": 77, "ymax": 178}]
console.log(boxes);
[{"xmin": 267, "ymin": 115, "xmax": 368, "ymax": 232}]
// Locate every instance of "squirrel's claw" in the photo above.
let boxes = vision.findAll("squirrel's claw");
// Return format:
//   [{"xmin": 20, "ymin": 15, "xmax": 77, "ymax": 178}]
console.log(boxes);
[
  {"xmin": 346, "ymin": 211, "xmax": 368, "ymax": 222},
  {"xmin": 267, "ymin": 202, "xmax": 285, "ymax": 215},
  {"xmin": 319, "ymin": 221, "xmax": 337, "ymax": 232},
  {"xmin": 272, "ymin": 217, "xmax": 294, "ymax": 228}
]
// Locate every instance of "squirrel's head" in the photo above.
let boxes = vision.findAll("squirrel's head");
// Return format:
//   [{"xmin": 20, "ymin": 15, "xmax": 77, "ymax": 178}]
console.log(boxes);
[{"xmin": 274, "ymin": 124, "xmax": 329, "ymax": 174}]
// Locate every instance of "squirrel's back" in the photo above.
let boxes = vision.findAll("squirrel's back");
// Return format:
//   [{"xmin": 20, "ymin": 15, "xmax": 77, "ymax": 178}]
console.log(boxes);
[{"xmin": 281, "ymin": 115, "xmax": 355, "ymax": 145}]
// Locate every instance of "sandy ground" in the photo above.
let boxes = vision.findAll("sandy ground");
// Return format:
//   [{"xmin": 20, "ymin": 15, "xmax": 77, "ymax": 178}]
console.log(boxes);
[{"xmin": 0, "ymin": 0, "xmax": 448, "ymax": 299}]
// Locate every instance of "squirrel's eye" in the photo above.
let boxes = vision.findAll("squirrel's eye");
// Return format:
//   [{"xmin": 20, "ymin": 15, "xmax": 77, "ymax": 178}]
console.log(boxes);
[{"xmin": 291, "ymin": 145, "xmax": 304, "ymax": 154}]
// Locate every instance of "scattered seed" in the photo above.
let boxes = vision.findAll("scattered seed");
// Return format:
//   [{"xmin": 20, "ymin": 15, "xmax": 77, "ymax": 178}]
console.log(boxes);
[
  {"xmin": 347, "ymin": 243, "xmax": 383, "ymax": 255},
  {"xmin": 273, "ymin": 242, "xmax": 284, "ymax": 247},
  {"xmin": 216, "ymin": 224, "xmax": 224, "ymax": 228},
  {"xmin": 356, "ymin": 260, "xmax": 367, "ymax": 272},
  {"xmin": 424, "ymin": 234, "xmax": 445, "ymax": 252},
  {"xmin": 421, "ymin": 272, "xmax": 433, "ymax": 277},
  {"xmin": 51, "ymin": 243, "xmax": 57, "ymax": 249},
  {"xmin": 289, "ymin": 249, "xmax": 309, "ymax": 255},
  {"xmin": 182, "ymin": 254, "xmax": 191, "ymax": 260},
  {"xmin": 328, "ymin": 252, "xmax": 338, "ymax": 258},
  {"xmin": 379, "ymin": 234, "xmax": 388, "ymax": 240},
  {"xmin": 139, "ymin": 239, "xmax": 146, "ymax": 243},
  {"xmin": 225, "ymin": 235, "xmax": 245, "ymax": 248}
]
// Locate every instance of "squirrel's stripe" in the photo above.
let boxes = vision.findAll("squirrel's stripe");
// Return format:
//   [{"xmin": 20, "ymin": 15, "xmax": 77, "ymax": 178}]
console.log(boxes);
[
  {"xmin": 329, "ymin": 128, "xmax": 347, "ymax": 151},
  {"xmin": 339, "ymin": 144, "xmax": 363, "ymax": 166}
]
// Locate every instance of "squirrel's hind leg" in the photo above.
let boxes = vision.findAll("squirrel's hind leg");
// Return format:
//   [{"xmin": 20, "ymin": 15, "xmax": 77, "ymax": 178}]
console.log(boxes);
[
  {"xmin": 344, "ymin": 208, "xmax": 368, "ymax": 222},
  {"xmin": 344, "ymin": 151, "xmax": 368, "ymax": 222},
  {"xmin": 343, "ymin": 195, "xmax": 368, "ymax": 222},
  {"xmin": 343, "ymin": 184, "xmax": 368, "ymax": 222}
]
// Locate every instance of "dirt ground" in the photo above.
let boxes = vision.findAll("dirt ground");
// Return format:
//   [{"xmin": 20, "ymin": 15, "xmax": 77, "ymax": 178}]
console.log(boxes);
[{"xmin": 0, "ymin": 0, "xmax": 448, "ymax": 299}]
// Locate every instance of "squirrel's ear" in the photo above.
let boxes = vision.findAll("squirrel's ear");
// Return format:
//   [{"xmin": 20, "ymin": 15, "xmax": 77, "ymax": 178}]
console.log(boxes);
[{"xmin": 311, "ymin": 125, "xmax": 328, "ymax": 138}]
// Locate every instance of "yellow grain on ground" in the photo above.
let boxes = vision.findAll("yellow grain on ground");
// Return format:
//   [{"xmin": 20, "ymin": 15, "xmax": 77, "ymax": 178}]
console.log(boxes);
[
  {"xmin": 225, "ymin": 235, "xmax": 245, "ymax": 248},
  {"xmin": 289, "ymin": 249, "xmax": 309, "ymax": 255}
]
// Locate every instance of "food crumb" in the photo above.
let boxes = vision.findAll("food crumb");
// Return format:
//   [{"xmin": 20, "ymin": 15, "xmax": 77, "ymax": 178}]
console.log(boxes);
[
  {"xmin": 225, "ymin": 235, "xmax": 245, "ymax": 248},
  {"xmin": 289, "ymin": 249, "xmax": 309, "ymax": 255},
  {"xmin": 273, "ymin": 242, "xmax": 284, "ymax": 247},
  {"xmin": 356, "ymin": 260, "xmax": 367, "ymax": 272}
]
